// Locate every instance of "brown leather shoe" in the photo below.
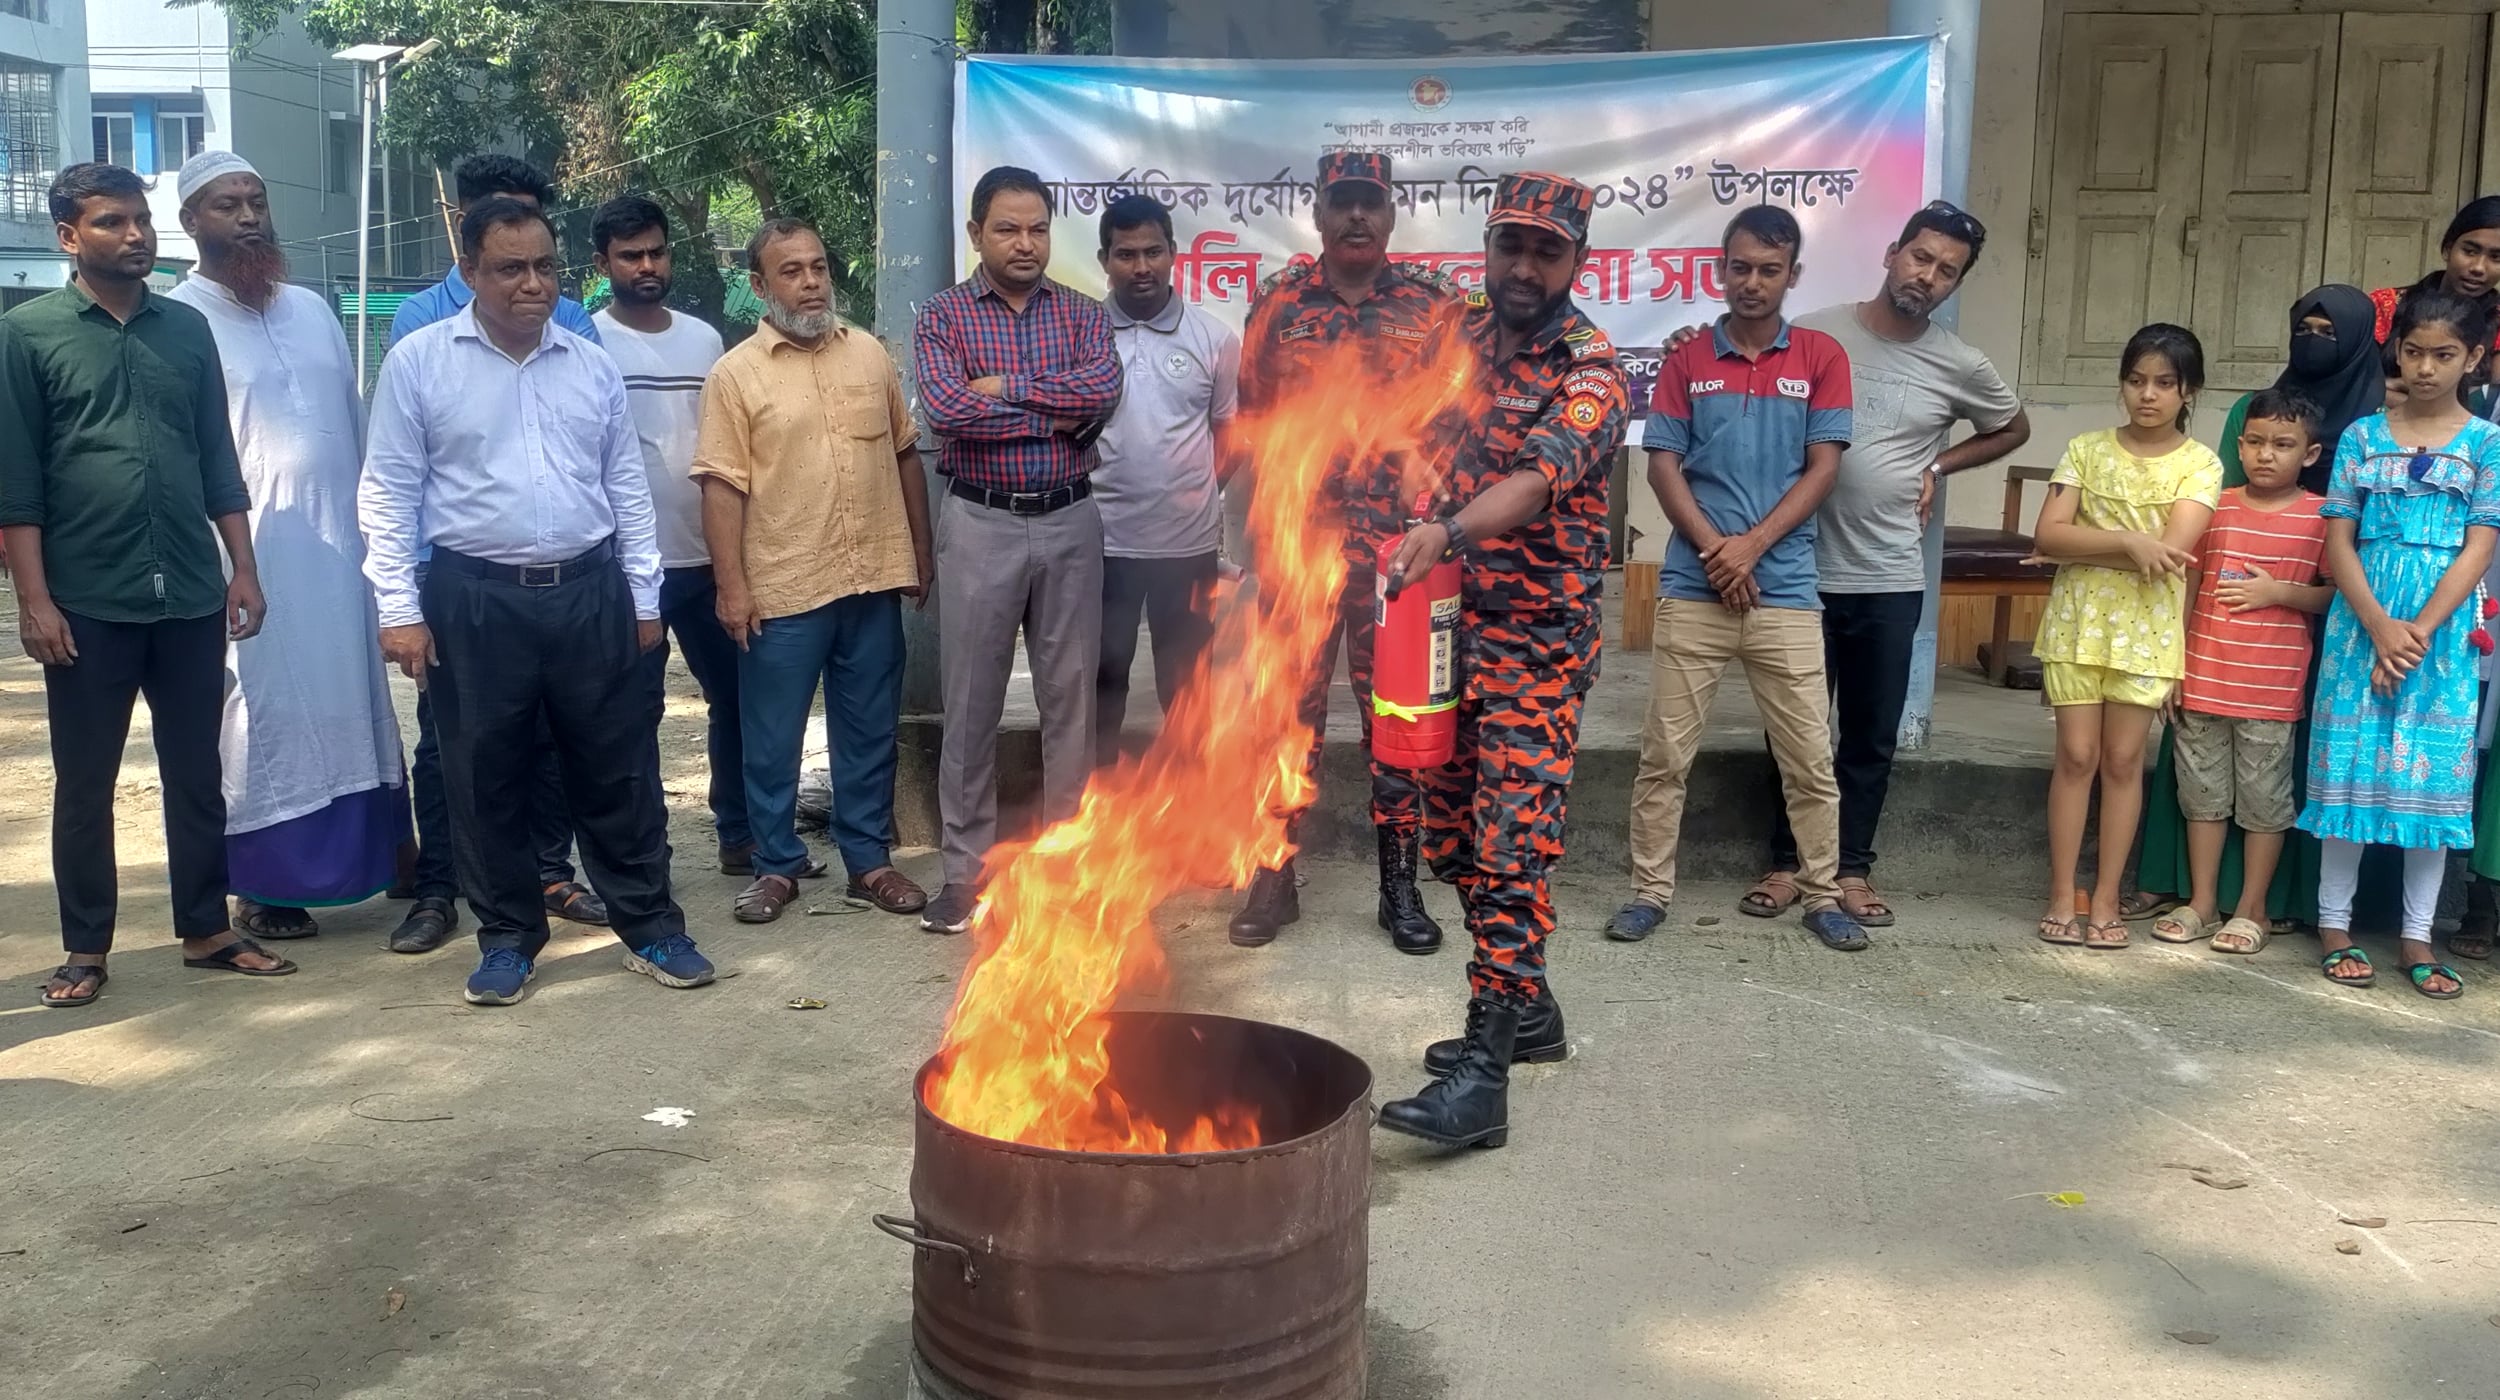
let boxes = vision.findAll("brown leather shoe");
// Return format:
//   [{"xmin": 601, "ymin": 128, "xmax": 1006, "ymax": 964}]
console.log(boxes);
[
  {"xmin": 845, "ymin": 866, "xmax": 928, "ymax": 914},
  {"xmin": 733, "ymin": 874, "xmax": 799, "ymax": 924}
]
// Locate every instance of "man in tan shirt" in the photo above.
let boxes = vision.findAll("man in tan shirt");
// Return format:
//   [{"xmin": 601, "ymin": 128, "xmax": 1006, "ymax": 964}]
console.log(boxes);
[{"xmin": 693, "ymin": 217, "xmax": 934, "ymax": 922}]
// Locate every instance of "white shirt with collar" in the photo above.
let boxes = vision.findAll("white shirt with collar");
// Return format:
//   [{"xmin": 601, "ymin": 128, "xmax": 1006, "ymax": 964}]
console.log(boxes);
[
  {"xmin": 1094, "ymin": 292, "xmax": 1239, "ymax": 559},
  {"xmin": 358, "ymin": 304, "xmax": 661, "ymax": 628}
]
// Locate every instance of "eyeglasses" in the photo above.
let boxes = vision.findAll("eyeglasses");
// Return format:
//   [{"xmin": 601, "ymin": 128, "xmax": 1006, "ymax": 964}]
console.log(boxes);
[{"xmin": 1920, "ymin": 199, "xmax": 1987, "ymax": 256}]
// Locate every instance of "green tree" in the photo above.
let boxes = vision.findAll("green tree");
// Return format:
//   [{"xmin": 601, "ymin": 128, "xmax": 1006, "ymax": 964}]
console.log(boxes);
[{"xmin": 200, "ymin": 0, "xmax": 877, "ymax": 324}]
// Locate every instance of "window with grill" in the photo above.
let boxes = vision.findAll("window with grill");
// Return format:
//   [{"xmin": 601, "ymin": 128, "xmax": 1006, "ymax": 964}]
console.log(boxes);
[
  {"xmin": 0, "ymin": 61, "xmax": 60, "ymax": 226},
  {"xmin": 0, "ymin": 0, "xmax": 51, "ymax": 22},
  {"xmin": 158, "ymin": 112, "xmax": 204, "ymax": 166},
  {"xmin": 93, "ymin": 112, "xmax": 133, "ymax": 169}
]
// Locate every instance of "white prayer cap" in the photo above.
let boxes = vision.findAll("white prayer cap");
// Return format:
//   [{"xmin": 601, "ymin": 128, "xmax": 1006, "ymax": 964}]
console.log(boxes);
[{"xmin": 177, "ymin": 150, "xmax": 261, "ymax": 205}]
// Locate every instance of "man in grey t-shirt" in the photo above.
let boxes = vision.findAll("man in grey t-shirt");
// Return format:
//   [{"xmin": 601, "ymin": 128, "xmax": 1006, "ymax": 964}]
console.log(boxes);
[
  {"xmin": 1759, "ymin": 201, "xmax": 2029, "ymax": 926},
  {"xmin": 1091, "ymin": 196, "xmax": 1241, "ymax": 766}
]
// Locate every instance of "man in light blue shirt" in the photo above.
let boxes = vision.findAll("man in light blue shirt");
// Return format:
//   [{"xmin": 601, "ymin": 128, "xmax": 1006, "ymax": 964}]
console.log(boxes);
[
  {"xmin": 360, "ymin": 196, "xmax": 708, "ymax": 1007},
  {"xmin": 383, "ymin": 152, "xmax": 604, "ymax": 957},
  {"xmin": 387, "ymin": 154, "xmax": 601, "ymax": 349}
]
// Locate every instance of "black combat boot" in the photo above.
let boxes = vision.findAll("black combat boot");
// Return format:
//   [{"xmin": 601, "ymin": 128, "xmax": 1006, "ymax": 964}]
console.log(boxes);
[
  {"xmin": 1423, "ymin": 981, "xmax": 1566, "ymax": 1074},
  {"xmin": 1376, "ymin": 828, "xmax": 1444, "ymax": 954},
  {"xmin": 1377, "ymin": 998, "xmax": 1516, "ymax": 1149},
  {"xmin": 1228, "ymin": 859, "xmax": 1301, "ymax": 947}
]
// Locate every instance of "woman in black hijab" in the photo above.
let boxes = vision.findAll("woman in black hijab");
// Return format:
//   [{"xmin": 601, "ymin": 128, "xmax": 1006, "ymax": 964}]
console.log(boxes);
[{"xmin": 2231, "ymin": 285, "xmax": 2383, "ymax": 495}]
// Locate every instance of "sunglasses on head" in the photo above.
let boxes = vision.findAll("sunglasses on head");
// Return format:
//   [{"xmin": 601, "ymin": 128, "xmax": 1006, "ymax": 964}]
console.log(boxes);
[{"xmin": 1920, "ymin": 199, "xmax": 1987, "ymax": 255}]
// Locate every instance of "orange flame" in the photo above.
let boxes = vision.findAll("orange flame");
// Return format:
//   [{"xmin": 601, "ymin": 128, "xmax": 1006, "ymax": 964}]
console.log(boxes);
[{"xmin": 924, "ymin": 326, "xmax": 1484, "ymax": 1153}]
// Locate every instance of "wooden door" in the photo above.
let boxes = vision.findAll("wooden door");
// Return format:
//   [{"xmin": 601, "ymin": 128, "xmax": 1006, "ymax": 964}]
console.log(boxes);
[
  {"xmin": 2190, "ymin": 15, "xmax": 2340, "ymax": 389},
  {"xmin": 2324, "ymin": 12, "xmax": 2486, "ymax": 298},
  {"xmin": 2035, "ymin": 13, "xmax": 2210, "ymax": 387}
]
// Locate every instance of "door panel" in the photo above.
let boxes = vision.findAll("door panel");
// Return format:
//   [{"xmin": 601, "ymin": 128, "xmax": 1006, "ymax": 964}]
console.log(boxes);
[
  {"xmin": 2324, "ymin": 12, "xmax": 2486, "ymax": 298},
  {"xmin": 2191, "ymin": 14, "xmax": 2338, "ymax": 389},
  {"xmin": 2036, "ymin": 13, "xmax": 2210, "ymax": 387}
]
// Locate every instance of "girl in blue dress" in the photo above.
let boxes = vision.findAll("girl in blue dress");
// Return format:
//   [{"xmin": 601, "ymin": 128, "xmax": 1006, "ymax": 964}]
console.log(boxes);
[{"xmin": 2302, "ymin": 289, "xmax": 2500, "ymax": 999}]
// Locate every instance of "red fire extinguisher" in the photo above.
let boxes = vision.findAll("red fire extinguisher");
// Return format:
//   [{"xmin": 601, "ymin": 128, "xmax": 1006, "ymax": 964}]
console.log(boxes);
[{"xmin": 1372, "ymin": 511, "xmax": 1462, "ymax": 769}]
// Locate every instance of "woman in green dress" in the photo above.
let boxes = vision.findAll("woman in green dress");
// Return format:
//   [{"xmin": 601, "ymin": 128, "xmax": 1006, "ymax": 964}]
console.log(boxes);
[{"xmin": 2130, "ymin": 286, "xmax": 2386, "ymax": 930}]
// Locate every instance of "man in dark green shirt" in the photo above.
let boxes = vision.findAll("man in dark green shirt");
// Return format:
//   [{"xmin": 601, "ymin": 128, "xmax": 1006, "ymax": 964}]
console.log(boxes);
[{"xmin": 0, "ymin": 162, "xmax": 288, "ymax": 1007}]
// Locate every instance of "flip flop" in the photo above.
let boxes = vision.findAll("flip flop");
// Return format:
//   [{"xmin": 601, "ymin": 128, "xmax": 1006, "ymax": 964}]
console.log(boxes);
[
  {"xmin": 2210, "ymin": 917, "xmax": 2269, "ymax": 955},
  {"xmin": 2151, "ymin": 908, "xmax": 2209, "ymax": 944},
  {"xmin": 39, "ymin": 962, "xmax": 107, "ymax": 1008},
  {"xmin": 2084, "ymin": 919, "xmax": 2131, "ymax": 950},
  {"xmin": 182, "ymin": 937, "xmax": 297, "ymax": 977},
  {"xmin": 2037, "ymin": 913, "xmax": 2087, "ymax": 945},
  {"xmin": 2119, "ymin": 890, "xmax": 2180, "ymax": 922},
  {"xmin": 2407, "ymin": 961, "xmax": 2464, "ymax": 1000},
  {"xmin": 234, "ymin": 899, "xmax": 319, "ymax": 941},
  {"xmin": 1739, "ymin": 871, "xmax": 1800, "ymax": 919},
  {"xmin": 2319, "ymin": 946, "xmax": 2375, "ymax": 987},
  {"xmin": 1836, "ymin": 877, "xmax": 1895, "ymax": 928},
  {"xmin": 1802, "ymin": 906, "xmax": 1869, "ymax": 951}
]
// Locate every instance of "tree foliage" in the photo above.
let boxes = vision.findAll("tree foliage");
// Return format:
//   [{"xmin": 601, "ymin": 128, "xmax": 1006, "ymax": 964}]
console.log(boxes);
[{"xmin": 196, "ymin": 0, "xmax": 1113, "ymax": 321}]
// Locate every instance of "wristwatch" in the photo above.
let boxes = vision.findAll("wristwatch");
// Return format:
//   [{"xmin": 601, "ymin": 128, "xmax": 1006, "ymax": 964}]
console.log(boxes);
[
  {"xmin": 1437, "ymin": 515, "xmax": 1472, "ymax": 562},
  {"xmin": 1926, "ymin": 459, "xmax": 1950, "ymax": 479}
]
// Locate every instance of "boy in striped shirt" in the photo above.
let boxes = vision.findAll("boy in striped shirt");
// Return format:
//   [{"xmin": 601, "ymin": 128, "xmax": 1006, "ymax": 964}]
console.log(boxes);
[{"xmin": 2163, "ymin": 388, "xmax": 2334, "ymax": 953}]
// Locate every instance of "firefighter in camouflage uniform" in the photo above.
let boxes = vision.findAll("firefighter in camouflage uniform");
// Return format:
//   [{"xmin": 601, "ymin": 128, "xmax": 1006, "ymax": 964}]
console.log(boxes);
[
  {"xmin": 1375, "ymin": 172, "xmax": 1629, "ymax": 1151},
  {"xmin": 1228, "ymin": 150, "xmax": 1457, "ymax": 953}
]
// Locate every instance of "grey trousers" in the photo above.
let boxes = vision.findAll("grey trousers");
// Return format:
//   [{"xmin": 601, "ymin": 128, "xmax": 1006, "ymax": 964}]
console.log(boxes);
[{"xmin": 937, "ymin": 489, "xmax": 1105, "ymax": 887}]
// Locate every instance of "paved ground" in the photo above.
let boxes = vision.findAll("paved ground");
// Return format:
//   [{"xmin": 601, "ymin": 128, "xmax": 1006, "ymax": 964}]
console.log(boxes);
[{"xmin": 3, "ymin": 644, "xmax": 2497, "ymax": 1399}]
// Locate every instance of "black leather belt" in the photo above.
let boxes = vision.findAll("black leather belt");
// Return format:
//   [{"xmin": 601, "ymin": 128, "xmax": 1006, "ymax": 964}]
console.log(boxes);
[
  {"xmin": 948, "ymin": 477, "xmax": 1091, "ymax": 516},
  {"xmin": 430, "ymin": 538, "xmax": 616, "ymax": 587}
]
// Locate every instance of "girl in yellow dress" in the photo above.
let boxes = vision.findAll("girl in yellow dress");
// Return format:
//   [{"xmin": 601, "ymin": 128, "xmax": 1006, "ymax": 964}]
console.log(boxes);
[{"xmin": 2029, "ymin": 325, "xmax": 2226, "ymax": 947}]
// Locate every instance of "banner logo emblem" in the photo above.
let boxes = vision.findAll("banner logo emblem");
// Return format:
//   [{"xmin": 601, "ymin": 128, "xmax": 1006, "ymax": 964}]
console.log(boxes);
[{"xmin": 1410, "ymin": 76, "xmax": 1451, "ymax": 111}]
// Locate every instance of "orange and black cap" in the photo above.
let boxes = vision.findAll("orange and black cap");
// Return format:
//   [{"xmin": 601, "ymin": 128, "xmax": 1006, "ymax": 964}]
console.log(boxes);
[{"xmin": 1488, "ymin": 171, "xmax": 1595, "ymax": 246}]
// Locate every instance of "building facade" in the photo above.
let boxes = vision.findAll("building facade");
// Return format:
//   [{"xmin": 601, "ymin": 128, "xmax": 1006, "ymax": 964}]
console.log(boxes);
[
  {"xmin": 85, "ymin": 0, "xmax": 444, "ymax": 292},
  {"xmin": 0, "ymin": 0, "xmax": 88, "ymax": 311}
]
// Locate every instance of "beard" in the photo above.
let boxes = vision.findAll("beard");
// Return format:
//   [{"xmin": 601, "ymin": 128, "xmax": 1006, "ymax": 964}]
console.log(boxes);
[
  {"xmin": 764, "ymin": 294, "xmax": 834, "ymax": 340},
  {"xmin": 1883, "ymin": 281, "xmax": 1934, "ymax": 319},
  {"xmin": 217, "ymin": 238, "xmax": 289, "ymax": 309},
  {"xmin": 1494, "ymin": 282, "xmax": 1569, "ymax": 333}
]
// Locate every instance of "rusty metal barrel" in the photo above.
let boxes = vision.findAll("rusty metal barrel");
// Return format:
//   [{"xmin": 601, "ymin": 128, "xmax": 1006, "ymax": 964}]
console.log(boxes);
[{"xmin": 878, "ymin": 1010, "xmax": 1374, "ymax": 1399}]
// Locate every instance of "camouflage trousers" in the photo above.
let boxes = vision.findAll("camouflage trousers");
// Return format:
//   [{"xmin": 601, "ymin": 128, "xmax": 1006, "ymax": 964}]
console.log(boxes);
[{"xmin": 1419, "ymin": 673, "xmax": 1586, "ymax": 1008}]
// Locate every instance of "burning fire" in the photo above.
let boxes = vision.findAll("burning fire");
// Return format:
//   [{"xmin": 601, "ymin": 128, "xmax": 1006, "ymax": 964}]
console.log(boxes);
[{"xmin": 924, "ymin": 328, "xmax": 1483, "ymax": 1153}]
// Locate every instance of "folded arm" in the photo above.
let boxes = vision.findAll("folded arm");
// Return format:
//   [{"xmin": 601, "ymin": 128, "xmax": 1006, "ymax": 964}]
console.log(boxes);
[{"xmin": 915, "ymin": 302, "xmax": 1054, "ymax": 441}]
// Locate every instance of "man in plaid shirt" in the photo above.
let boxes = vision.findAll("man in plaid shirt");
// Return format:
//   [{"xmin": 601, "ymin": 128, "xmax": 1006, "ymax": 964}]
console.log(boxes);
[{"xmin": 913, "ymin": 166, "xmax": 1124, "ymax": 933}]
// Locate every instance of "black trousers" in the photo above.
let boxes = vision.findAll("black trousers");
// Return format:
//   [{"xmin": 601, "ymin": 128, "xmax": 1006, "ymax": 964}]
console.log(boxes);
[
  {"xmin": 1769, "ymin": 590, "xmax": 1924, "ymax": 879},
  {"xmin": 407, "ymin": 565, "xmax": 579, "ymax": 900},
  {"xmin": 658, "ymin": 565, "xmax": 750, "ymax": 850},
  {"xmin": 1094, "ymin": 552, "xmax": 1219, "ymax": 766},
  {"xmin": 423, "ymin": 547, "xmax": 686, "ymax": 958},
  {"xmin": 44, "ymin": 610, "xmax": 230, "ymax": 955}
]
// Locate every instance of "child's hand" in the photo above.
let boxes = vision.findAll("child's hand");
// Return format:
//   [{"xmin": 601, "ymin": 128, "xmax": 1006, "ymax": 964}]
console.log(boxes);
[
  {"xmin": 2215, "ymin": 562, "xmax": 2281, "ymax": 613},
  {"xmin": 2368, "ymin": 616, "xmax": 2429, "ymax": 675},
  {"xmin": 2121, "ymin": 531, "xmax": 2194, "ymax": 581}
]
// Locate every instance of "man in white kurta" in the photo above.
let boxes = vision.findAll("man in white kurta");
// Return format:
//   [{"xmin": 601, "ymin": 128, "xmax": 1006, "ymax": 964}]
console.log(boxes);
[{"xmin": 169, "ymin": 152, "xmax": 408, "ymax": 939}]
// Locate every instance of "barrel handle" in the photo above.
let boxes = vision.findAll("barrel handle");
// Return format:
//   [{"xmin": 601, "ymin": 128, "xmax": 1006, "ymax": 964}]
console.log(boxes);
[{"xmin": 872, "ymin": 1212, "xmax": 979, "ymax": 1286}]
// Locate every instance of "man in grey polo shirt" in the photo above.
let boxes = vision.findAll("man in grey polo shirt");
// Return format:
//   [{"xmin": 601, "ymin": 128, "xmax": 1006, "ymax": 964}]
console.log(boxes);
[
  {"xmin": 1091, "ymin": 195, "xmax": 1241, "ymax": 765},
  {"xmin": 1753, "ymin": 200, "xmax": 2029, "ymax": 928}
]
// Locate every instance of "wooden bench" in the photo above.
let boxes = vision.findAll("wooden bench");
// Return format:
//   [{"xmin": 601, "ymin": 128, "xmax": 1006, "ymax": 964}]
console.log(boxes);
[{"xmin": 1942, "ymin": 463, "xmax": 2055, "ymax": 685}]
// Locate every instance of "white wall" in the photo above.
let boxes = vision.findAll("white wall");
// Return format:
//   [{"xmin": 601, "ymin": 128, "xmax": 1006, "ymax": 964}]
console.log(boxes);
[{"xmin": 0, "ymin": 0, "xmax": 93, "ymax": 270}]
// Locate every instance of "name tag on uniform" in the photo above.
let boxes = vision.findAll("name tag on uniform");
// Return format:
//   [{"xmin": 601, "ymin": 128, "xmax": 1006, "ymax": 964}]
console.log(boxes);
[
  {"xmin": 1280, "ymin": 320, "xmax": 1320, "ymax": 344},
  {"xmin": 1495, "ymin": 394, "xmax": 1541, "ymax": 412},
  {"xmin": 1776, "ymin": 376, "xmax": 1811, "ymax": 398},
  {"xmin": 1381, "ymin": 324, "xmax": 1427, "ymax": 342}
]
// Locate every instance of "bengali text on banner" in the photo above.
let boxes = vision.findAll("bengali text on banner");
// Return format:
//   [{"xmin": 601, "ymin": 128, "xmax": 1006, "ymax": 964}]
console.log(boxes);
[{"xmin": 952, "ymin": 39, "xmax": 1942, "ymax": 415}]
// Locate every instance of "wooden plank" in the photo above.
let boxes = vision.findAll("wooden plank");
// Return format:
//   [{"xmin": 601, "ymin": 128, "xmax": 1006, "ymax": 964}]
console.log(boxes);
[{"xmin": 1624, "ymin": 562, "xmax": 1659, "ymax": 652}]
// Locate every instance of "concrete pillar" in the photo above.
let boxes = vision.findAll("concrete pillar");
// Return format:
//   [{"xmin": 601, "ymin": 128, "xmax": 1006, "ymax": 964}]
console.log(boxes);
[
  {"xmin": 877, "ymin": 0, "xmax": 957, "ymax": 714},
  {"xmin": 1889, "ymin": 0, "xmax": 1979, "ymax": 751}
]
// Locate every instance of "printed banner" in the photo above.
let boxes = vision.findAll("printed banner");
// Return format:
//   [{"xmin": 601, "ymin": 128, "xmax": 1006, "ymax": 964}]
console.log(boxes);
[{"xmin": 953, "ymin": 39, "xmax": 1942, "ymax": 412}]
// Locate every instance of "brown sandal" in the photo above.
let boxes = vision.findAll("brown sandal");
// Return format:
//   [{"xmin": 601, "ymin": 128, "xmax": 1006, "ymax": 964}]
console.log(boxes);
[
  {"xmin": 844, "ymin": 866, "xmax": 928, "ymax": 915},
  {"xmin": 733, "ymin": 874, "xmax": 799, "ymax": 924},
  {"xmin": 1836, "ymin": 877, "xmax": 1895, "ymax": 928},
  {"xmin": 2084, "ymin": 919, "xmax": 2132, "ymax": 950},
  {"xmin": 2037, "ymin": 913, "xmax": 2087, "ymax": 945},
  {"xmin": 1740, "ymin": 871, "xmax": 1801, "ymax": 918}
]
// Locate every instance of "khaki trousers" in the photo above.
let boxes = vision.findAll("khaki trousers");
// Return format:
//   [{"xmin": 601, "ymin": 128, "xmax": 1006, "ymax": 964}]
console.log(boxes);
[{"xmin": 1628, "ymin": 599, "xmax": 1843, "ymax": 911}]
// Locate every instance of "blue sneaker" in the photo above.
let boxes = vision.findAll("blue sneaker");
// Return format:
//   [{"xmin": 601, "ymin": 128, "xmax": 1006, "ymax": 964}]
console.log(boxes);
[
  {"xmin": 624, "ymin": 933, "xmax": 715, "ymax": 989},
  {"xmin": 1604, "ymin": 900, "xmax": 1667, "ymax": 943},
  {"xmin": 463, "ymin": 948, "xmax": 535, "ymax": 1005}
]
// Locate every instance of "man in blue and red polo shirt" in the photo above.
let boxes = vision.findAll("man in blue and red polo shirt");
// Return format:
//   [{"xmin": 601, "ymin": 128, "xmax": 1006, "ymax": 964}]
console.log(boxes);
[{"xmin": 1614, "ymin": 205, "xmax": 1869, "ymax": 952}]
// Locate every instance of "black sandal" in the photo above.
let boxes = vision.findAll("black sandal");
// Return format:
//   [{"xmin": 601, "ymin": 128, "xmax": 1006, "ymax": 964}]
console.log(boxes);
[
  {"xmin": 235, "ymin": 898, "xmax": 319, "ymax": 940},
  {"xmin": 182, "ymin": 936, "xmax": 298, "ymax": 977},
  {"xmin": 39, "ymin": 962, "xmax": 107, "ymax": 1008}
]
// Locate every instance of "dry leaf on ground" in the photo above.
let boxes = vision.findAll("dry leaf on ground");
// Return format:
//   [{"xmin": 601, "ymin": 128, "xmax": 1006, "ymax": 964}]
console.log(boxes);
[
  {"xmin": 385, "ymin": 1286, "xmax": 406, "ymax": 1315},
  {"xmin": 2338, "ymin": 1215, "xmax": 2387, "ymax": 1229},
  {"xmin": 2334, "ymin": 1240, "xmax": 2361, "ymax": 1255},
  {"xmin": 2189, "ymin": 1170, "xmax": 2249, "ymax": 1191},
  {"xmin": 2167, "ymin": 1330, "xmax": 2218, "ymax": 1345}
]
